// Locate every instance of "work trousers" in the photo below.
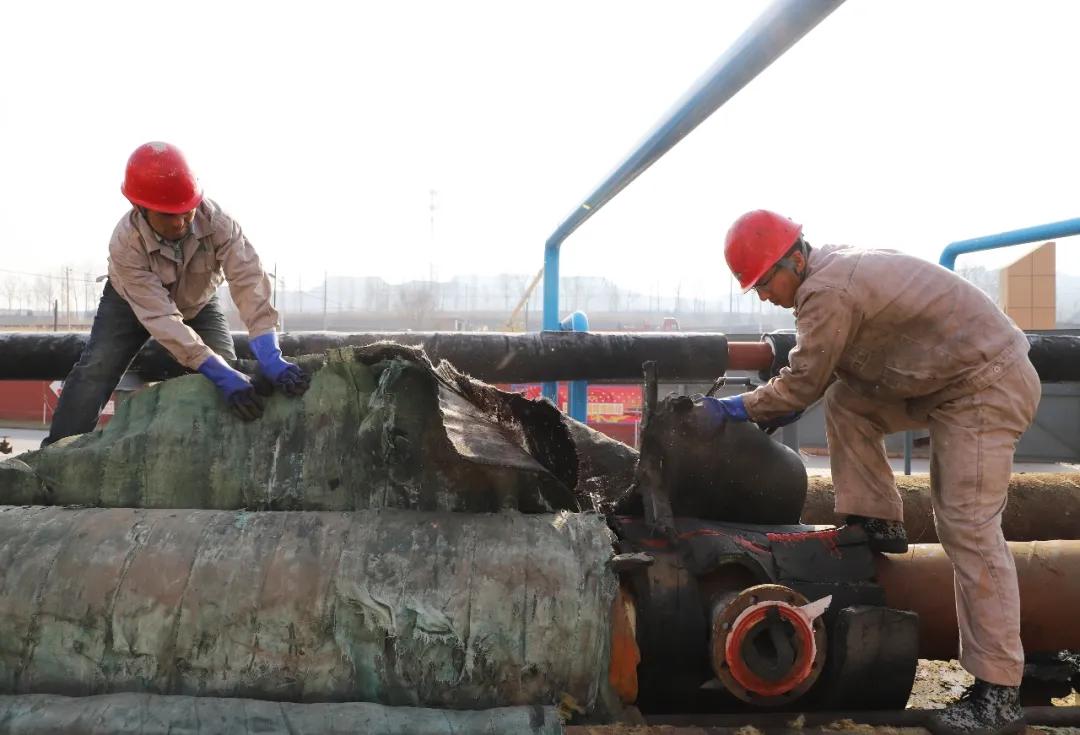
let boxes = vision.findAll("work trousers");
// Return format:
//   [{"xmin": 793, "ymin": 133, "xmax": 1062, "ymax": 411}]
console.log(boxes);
[
  {"xmin": 44, "ymin": 280, "xmax": 236, "ymax": 446},
  {"xmin": 824, "ymin": 358, "xmax": 1041, "ymax": 686}
]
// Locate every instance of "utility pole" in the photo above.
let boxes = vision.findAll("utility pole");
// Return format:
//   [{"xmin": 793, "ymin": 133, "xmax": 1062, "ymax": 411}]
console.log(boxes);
[
  {"xmin": 428, "ymin": 189, "xmax": 440, "ymax": 310},
  {"xmin": 64, "ymin": 267, "xmax": 71, "ymax": 329},
  {"xmin": 322, "ymin": 271, "xmax": 328, "ymax": 331},
  {"xmin": 428, "ymin": 189, "xmax": 437, "ymax": 283}
]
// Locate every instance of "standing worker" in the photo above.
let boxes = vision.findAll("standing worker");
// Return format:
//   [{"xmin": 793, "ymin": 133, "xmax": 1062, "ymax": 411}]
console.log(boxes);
[
  {"xmin": 43, "ymin": 142, "xmax": 308, "ymax": 446},
  {"xmin": 702, "ymin": 210, "xmax": 1039, "ymax": 735}
]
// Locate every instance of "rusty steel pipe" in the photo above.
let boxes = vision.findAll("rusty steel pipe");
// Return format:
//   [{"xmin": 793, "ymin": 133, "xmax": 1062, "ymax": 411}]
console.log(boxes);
[
  {"xmin": 725, "ymin": 341, "xmax": 773, "ymax": 371},
  {"xmin": 803, "ymin": 474, "xmax": 1080, "ymax": 543},
  {"xmin": 875, "ymin": 541, "xmax": 1080, "ymax": 659}
]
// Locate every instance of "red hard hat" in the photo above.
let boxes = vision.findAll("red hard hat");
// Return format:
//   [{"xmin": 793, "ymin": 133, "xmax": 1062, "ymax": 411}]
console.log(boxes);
[
  {"xmin": 724, "ymin": 210, "xmax": 803, "ymax": 292},
  {"xmin": 120, "ymin": 142, "xmax": 203, "ymax": 214}
]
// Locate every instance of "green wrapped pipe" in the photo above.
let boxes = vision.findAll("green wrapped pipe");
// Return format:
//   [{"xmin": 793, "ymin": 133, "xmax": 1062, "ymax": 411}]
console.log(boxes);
[{"xmin": 0, "ymin": 507, "xmax": 618, "ymax": 714}]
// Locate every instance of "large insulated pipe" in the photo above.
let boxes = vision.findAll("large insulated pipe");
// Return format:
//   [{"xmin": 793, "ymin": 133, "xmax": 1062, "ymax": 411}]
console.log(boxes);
[
  {"xmin": 0, "ymin": 506, "xmax": 623, "ymax": 712},
  {"xmin": 0, "ymin": 694, "xmax": 564, "ymax": 735},
  {"xmin": 803, "ymin": 473, "xmax": 1080, "ymax": 543},
  {"xmin": 5, "ymin": 331, "xmax": 1076, "ymax": 384},
  {"xmin": 875, "ymin": 541, "xmax": 1080, "ymax": 659},
  {"xmin": 0, "ymin": 331, "xmax": 773, "ymax": 383}
]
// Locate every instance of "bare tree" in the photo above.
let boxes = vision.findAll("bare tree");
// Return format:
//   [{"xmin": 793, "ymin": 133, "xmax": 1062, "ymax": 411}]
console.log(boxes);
[
  {"xmin": 397, "ymin": 282, "xmax": 437, "ymax": 329},
  {"xmin": 499, "ymin": 274, "xmax": 516, "ymax": 310},
  {"xmin": 32, "ymin": 276, "xmax": 53, "ymax": 313},
  {"xmin": 606, "ymin": 280, "xmax": 621, "ymax": 312},
  {"xmin": 1, "ymin": 275, "xmax": 20, "ymax": 312}
]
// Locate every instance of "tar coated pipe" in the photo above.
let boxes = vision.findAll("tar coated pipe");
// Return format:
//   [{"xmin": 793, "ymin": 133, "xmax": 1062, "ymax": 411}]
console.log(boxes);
[
  {"xmin": 761, "ymin": 331, "xmax": 1080, "ymax": 383},
  {"xmin": 0, "ymin": 331, "xmax": 758, "ymax": 383},
  {"xmin": 875, "ymin": 541, "xmax": 1080, "ymax": 660},
  {"xmin": 542, "ymin": 0, "xmax": 847, "ymax": 330}
]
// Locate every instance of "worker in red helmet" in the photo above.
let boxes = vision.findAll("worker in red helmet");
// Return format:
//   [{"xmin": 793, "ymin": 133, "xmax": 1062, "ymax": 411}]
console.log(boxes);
[
  {"xmin": 43, "ymin": 142, "xmax": 309, "ymax": 445},
  {"xmin": 703, "ymin": 210, "xmax": 1039, "ymax": 735}
]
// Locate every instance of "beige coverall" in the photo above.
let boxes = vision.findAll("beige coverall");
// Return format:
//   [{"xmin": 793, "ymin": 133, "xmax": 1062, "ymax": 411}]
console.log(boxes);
[
  {"xmin": 107, "ymin": 198, "xmax": 279, "ymax": 370},
  {"xmin": 742, "ymin": 245, "xmax": 1040, "ymax": 686}
]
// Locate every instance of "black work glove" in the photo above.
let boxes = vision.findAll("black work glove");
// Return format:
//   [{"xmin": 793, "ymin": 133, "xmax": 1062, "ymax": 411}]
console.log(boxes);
[
  {"xmin": 227, "ymin": 387, "xmax": 265, "ymax": 422},
  {"xmin": 276, "ymin": 364, "xmax": 311, "ymax": 397}
]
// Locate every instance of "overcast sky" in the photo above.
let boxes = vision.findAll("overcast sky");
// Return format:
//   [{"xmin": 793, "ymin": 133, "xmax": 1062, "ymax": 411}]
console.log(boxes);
[{"xmin": 2, "ymin": 0, "xmax": 1079, "ymax": 304}]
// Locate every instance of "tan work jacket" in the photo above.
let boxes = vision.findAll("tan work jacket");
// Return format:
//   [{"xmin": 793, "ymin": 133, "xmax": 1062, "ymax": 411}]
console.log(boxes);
[
  {"xmin": 742, "ymin": 245, "xmax": 1030, "ymax": 421},
  {"xmin": 107, "ymin": 198, "xmax": 279, "ymax": 370}
]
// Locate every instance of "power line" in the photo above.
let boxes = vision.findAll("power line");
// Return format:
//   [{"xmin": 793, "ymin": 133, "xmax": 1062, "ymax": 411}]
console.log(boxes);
[{"xmin": 0, "ymin": 267, "xmax": 102, "ymax": 285}]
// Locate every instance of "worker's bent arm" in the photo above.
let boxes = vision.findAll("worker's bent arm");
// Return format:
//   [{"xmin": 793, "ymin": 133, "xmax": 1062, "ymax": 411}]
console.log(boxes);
[
  {"xmin": 211, "ymin": 212, "xmax": 278, "ymax": 340},
  {"xmin": 108, "ymin": 242, "xmax": 214, "ymax": 370},
  {"xmin": 742, "ymin": 288, "xmax": 861, "ymax": 420}
]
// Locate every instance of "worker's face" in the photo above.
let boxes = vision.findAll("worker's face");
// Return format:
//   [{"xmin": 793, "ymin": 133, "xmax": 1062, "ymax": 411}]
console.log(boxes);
[
  {"xmin": 144, "ymin": 207, "xmax": 196, "ymax": 241},
  {"xmin": 753, "ymin": 250, "xmax": 805, "ymax": 309}
]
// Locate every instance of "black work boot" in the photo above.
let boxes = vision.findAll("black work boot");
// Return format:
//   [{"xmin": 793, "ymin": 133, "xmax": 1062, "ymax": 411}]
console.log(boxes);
[
  {"xmin": 927, "ymin": 679, "xmax": 1026, "ymax": 735},
  {"xmin": 845, "ymin": 515, "xmax": 908, "ymax": 553}
]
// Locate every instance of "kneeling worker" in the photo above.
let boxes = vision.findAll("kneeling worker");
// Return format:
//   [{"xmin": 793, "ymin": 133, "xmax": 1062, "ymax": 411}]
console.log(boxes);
[
  {"xmin": 701, "ymin": 210, "xmax": 1039, "ymax": 735},
  {"xmin": 44, "ymin": 142, "xmax": 308, "ymax": 446}
]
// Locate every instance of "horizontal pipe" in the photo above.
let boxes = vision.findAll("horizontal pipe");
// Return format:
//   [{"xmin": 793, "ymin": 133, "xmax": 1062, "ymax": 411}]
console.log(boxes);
[
  {"xmin": 0, "ymin": 331, "xmax": 743, "ymax": 383},
  {"xmin": 761, "ymin": 331, "xmax": 1080, "ymax": 383},
  {"xmin": 0, "ymin": 507, "xmax": 619, "ymax": 708},
  {"xmin": 726, "ymin": 341, "xmax": 773, "ymax": 371},
  {"xmin": 939, "ymin": 217, "xmax": 1080, "ymax": 271},
  {"xmin": 8, "ymin": 330, "xmax": 1079, "ymax": 386},
  {"xmin": 632, "ymin": 705, "xmax": 1080, "ymax": 730},
  {"xmin": 875, "ymin": 541, "xmax": 1080, "ymax": 660},
  {"xmin": 0, "ymin": 694, "xmax": 564, "ymax": 735},
  {"xmin": 803, "ymin": 473, "xmax": 1080, "ymax": 543}
]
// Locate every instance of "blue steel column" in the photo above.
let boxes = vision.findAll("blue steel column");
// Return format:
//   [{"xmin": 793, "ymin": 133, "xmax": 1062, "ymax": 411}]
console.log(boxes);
[
  {"xmin": 541, "ymin": 0, "xmax": 847, "ymax": 339},
  {"xmin": 560, "ymin": 311, "xmax": 590, "ymax": 421},
  {"xmin": 541, "ymin": 247, "xmax": 561, "ymax": 400}
]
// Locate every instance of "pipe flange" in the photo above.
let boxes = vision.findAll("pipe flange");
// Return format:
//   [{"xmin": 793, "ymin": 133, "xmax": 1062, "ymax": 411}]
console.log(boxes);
[{"xmin": 710, "ymin": 583, "xmax": 828, "ymax": 706}]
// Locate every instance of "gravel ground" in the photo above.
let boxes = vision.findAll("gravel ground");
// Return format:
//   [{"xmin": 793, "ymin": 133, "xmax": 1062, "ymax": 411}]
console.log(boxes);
[{"xmin": 907, "ymin": 660, "xmax": 975, "ymax": 709}]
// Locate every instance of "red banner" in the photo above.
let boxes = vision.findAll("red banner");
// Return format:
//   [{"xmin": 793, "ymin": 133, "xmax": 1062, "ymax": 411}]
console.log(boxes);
[{"xmin": 506, "ymin": 383, "xmax": 642, "ymax": 425}]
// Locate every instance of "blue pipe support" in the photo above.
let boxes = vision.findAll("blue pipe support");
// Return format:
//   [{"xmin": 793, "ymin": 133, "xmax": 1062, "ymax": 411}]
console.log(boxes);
[
  {"xmin": 939, "ymin": 217, "xmax": 1080, "ymax": 271},
  {"xmin": 565, "ymin": 311, "xmax": 590, "ymax": 421},
  {"xmin": 541, "ymin": 311, "xmax": 591, "ymax": 414},
  {"xmin": 541, "ymin": 0, "xmax": 847, "ymax": 332}
]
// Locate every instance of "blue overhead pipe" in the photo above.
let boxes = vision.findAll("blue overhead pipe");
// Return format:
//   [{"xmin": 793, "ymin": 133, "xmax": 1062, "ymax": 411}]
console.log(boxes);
[
  {"xmin": 939, "ymin": 217, "xmax": 1080, "ymax": 271},
  {"xmin": 542, "ymin": 0, "xmax": 847, "ymax": 332}
]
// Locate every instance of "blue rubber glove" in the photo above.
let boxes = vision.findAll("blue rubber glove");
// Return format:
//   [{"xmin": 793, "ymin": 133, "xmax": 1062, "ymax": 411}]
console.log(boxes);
[
  {"xmin": 197, "ymin": 354, "xmax": 264, "ymax": 421},
  {"xmin": 698, "ymin": 395, "xmax": 750, "ymax": 424},
  {"xmin": 249, "ymin": 332, "xmax": 310, "ymax": 397}
]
